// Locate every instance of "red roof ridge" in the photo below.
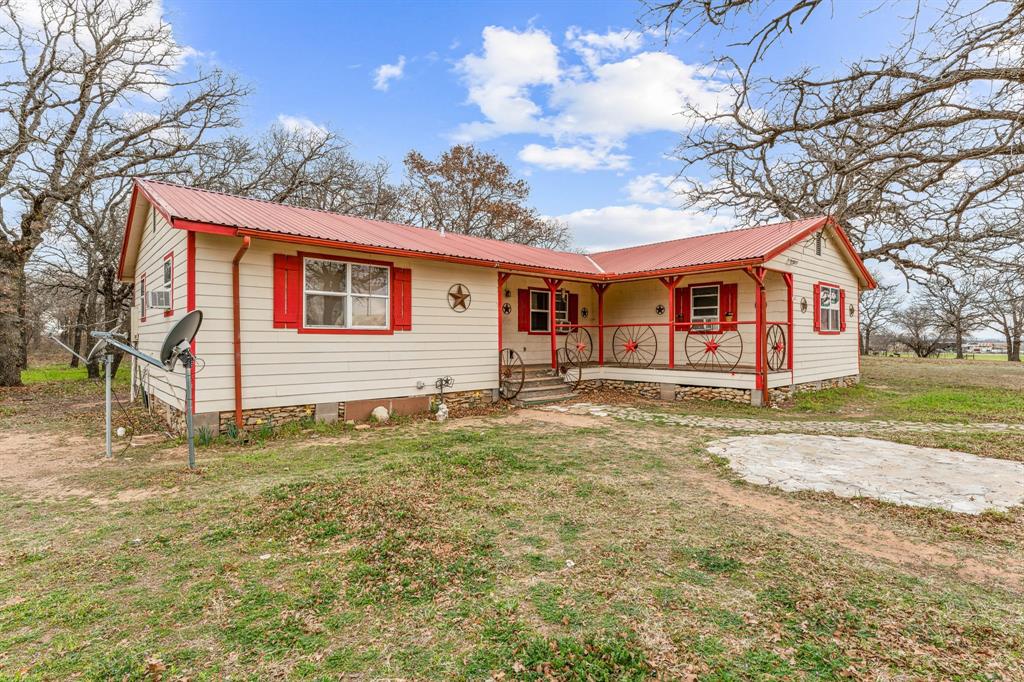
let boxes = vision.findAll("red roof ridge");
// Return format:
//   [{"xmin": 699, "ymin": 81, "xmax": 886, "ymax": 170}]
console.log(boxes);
[
  {"xmin": 588, "ymin": 216, "xmax": 829, "ymax": 256},
  {"xmin": 136, "ymin": 178, "xmax": 587, "ymax": 259}
]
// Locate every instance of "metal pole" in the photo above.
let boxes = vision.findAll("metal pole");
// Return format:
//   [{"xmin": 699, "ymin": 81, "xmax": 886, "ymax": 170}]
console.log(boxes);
[
  {"xmin": 183, "ymin": 357, "xmax": 195, "ymax": 470},
  {"xmin": 104, "ymin": 353, "xmax": 113, "ymax": 459}
]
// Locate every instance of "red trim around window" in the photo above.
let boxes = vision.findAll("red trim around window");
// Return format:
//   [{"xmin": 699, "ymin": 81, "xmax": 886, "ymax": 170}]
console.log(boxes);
[
  {"xmin": 682, "ymin": 280, "xmax": 727, "ymax": 335},
  {"xmin": 295, "ymin": 250, "xmax": 396, "ymax": 335},
  {"xmin": 525, "ymin": 286, "xmax": 571, "ymax": 335},
  {"xmin": 162, "ymin": 250, "xmax": 175, "ymax": 317},
  {"xmin": 815, "ymin": 280, "xmax": 842, "ymax": 335}
]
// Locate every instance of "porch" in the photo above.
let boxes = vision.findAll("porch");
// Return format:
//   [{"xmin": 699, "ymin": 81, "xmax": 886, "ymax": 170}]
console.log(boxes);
[{"xmin": 497, "ymin": 266, "xmax": 796, "ymax": 405}]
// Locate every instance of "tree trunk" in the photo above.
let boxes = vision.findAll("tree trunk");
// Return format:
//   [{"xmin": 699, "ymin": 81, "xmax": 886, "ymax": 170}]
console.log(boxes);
[
  {"xmin": 0, "ymin": 254, "xmax": 26, "ymax": 386},
  {"xmin": 69, "ymin": 296, "xmax": 88, "ymax": 368},
  {"xmin": 955, "ymin": 329, "xmax": 964, "ymax": 359},
  {"xmin": 17, "ymin": 264, "xmax": 28, "ymax": 370},
  {"xmin": 1011, "ymin": 336, "xmax": 1021, "ymax": 362}
]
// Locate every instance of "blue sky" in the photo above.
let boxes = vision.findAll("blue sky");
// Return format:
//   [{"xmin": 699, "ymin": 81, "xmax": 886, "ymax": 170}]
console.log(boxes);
[{"xmin": 164, "ymin": 0, "xmax": 902, "ymax": 252}]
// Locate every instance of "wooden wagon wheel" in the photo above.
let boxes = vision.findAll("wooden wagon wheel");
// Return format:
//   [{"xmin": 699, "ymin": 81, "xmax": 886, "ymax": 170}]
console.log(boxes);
[
  {"xmin": 556, "ymin": 347, "xmax": 584, "ymax": 392},
  {"xmin": 612, "ymin": 325, "xmax": 658, "ymax": 368},
  {"xmin": 684, "ymin": 329, "xmax": 743, "ymax": 372},
  {"xmin": 498, "ymin": 348, "xmax": 525, "ymax": 400},
  {"xmin": 563, "ymin": 327, "xmax": 593, "ymax": 363},
  {"xmin": 766, "ymin": 324, "xmax": 787, "ymax": 371}
]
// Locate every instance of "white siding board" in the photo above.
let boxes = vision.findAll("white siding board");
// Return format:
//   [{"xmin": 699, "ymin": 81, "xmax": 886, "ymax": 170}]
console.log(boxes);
[
  {"xmin": 131, "ymin": 204, "xmax": 189, "ymax": 411},
  {"xmin": 766, "ymin": 227, "xmax": 861, "ymax": 384},
  {"xmin": 192, "ymin": 234, "xmax": 499, "ymax": 414}
]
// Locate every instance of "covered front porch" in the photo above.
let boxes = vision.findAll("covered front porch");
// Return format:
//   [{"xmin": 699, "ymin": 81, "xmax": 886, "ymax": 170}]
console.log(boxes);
[{"xmin": 497, "ymin": 266, "xmax": 796, "ymax": 405}]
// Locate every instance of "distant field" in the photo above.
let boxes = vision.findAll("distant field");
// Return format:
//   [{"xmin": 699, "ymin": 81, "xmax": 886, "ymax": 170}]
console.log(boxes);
[{"xmin": 934, "ymin": 352, "xmax": 1009, "ymax": 361}]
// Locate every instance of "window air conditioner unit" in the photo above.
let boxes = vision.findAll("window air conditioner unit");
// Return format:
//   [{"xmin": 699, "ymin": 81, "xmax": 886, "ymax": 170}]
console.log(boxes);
[{"xmin": 148, "ymin": 289, "xmax": 171, "ymax": 311}]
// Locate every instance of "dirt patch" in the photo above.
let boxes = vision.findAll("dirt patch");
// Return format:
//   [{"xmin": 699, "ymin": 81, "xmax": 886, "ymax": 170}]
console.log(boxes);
[
  {"xmin": 0, "ymin": 428, "xmax": 179, "ymax": 504},
  {"xmin": 0, "ymin": 430, "xmax": 106, "ymax": 499},
  {"xmin": 688, "ymin": 463, "xmax": 1022, "ymax": 587}
]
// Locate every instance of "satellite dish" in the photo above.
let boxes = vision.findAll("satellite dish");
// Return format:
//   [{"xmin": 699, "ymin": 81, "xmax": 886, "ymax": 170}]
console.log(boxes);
[{"xmin": 160, "ymin": 310, "xmax": 203, "ymax": 371}]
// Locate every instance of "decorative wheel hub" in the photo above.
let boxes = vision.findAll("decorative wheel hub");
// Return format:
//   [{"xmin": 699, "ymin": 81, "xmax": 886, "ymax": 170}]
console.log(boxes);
[
  {"xmin": 704, "ymin": 340, "xmax": 720, "ymax": 354},
  {"xmin": 612, "ymin": 325, "xmax": 657, "ymax": 368},
  {"xmin": 576, "ymin": 343, "xmax": 587, "ymax": 352}
]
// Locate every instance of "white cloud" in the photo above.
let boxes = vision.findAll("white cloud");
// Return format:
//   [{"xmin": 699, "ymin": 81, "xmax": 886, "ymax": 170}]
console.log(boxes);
[
  {"xmin": 453, "ymin": 26, "xmax": 729, "ymax": 170},
  {"xmin": 564, "ymin": 26, "xmax": 643, "ymax": 69},
  {"xmin": 556, "ymin": 204, "xmax": 734, "ymax": 252},
  {"xmin": 453, "ymin": 26, "xmax": 559, "ymax": 140},
  {"xmin": 518, "ymin": 143, "xmax": 630, "ymax": 171},
  {"xmin": 276, "ymin": 114, "xmax": 328, "ymax": 138},
  {"xmin": 373, "ymin": 56, "xmax": 406, "ymax": 91},
  {"xmin": 625, "ymin": 173, "xmax": 678, "ymax": 205}
]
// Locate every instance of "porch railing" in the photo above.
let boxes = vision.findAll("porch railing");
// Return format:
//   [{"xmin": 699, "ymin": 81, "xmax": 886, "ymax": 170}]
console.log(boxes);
[{"xmin": 555, "ymin": 319, "xmax": 791, "ymax": 373}]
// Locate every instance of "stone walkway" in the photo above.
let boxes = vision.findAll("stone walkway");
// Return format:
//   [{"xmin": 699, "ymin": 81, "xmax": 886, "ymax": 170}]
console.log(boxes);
[
  {"xmin": 539, "ymin": 402, "xmax": 1024, "ymax": 434},
  {"xmin": 706, "ymin": 434, "xmax": 1024, "ymax": 514}
]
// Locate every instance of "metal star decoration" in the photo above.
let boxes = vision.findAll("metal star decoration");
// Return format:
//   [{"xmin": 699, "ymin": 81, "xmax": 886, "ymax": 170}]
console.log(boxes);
[{"xmin": 447, "ymin": 284, "xmax": 471, "ymax": 312}]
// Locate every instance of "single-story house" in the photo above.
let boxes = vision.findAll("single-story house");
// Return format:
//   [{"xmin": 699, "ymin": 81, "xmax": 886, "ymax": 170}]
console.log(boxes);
[{"xmin": 117, "ymin": 179, "xmax": 875, "ymax": 431}]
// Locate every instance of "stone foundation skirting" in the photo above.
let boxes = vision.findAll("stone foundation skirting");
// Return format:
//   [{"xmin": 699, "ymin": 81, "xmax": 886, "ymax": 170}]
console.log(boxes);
[
  {"xmin": 218, "ymin": 404, "xmax": 318, "ymax": 432},
  {"xmin": 578, "ymin": 374, "xmax": 859, "ymax": 407},
  {"xmin": 579, "ymin": 379, "xmax": 661, "ymax": 399},
  {"xmin": 440, "ymin": 389, "xmax": 492, "ymax": 410}
]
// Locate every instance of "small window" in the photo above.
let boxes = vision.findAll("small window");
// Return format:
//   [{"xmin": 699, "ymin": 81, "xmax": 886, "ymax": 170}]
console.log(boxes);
[
  {"xmin": 163, "ymin": 258, "xmax": 172, "ymax": 288},
  {"xmin": 691, "ymin": 285, "xmax": 719, "ymax": 331},
  {"xmin": 303, "ymin": 257, "xmax": 389, "ymax": 329},
  {"xmin": 529, "ymin": 290, "xmax": 569, "ymax": 333},
  {"xmin": 819, "ymin": 285, "xmax": 841, "ymax": 332}
]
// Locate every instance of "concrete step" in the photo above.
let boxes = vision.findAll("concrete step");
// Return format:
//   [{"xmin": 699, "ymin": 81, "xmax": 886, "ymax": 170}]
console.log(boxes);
[
  {"xmin": 517, "ymin": 391, "xmax": 577, "ymax": 406},
  {"xmin": 518, "ymin": 383, "xmax": 575, "ymax": 398}
]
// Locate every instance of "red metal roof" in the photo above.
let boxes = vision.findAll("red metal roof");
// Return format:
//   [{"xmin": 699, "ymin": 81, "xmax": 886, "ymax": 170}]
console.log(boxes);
[
  {"xmin": 126, "ymin": 179, "xmax": 873, "ymax": 285},
  {"xmin": 589, "ymin": 217, "xmax": 829, "ymax": 275}
]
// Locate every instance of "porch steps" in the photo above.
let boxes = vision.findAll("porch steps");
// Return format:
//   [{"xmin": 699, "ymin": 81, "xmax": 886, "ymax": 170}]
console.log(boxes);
[{"xmin": 515, "ymin": 367, "xmax": 578, "ymax": 406}]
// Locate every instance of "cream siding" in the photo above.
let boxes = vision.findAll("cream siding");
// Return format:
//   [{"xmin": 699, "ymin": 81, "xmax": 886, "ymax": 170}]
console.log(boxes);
[
  {"xmin": 766, "ymin": 227, "xmax": 861, "ymax": 384},
  {"xmin": 500, "ymin": 275, "xmax": 596, "ymax": 366},
  {"xmin": 131, "ymin": 204, "xmax": 189, "ymax": 411},
  {"xmin": 192, "ymin": 235, "xmax": 499, "ymax": 414}
]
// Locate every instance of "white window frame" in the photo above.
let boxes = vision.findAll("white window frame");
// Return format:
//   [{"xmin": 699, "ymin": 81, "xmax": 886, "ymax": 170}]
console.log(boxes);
[
  {"xmin": 819, "ymin": 284, "xmax": 841, "ymax": 332},
  {"xmin": 302, "ymin": 256, "xmax": 390, "ymax": 330},
  {"xmin": 690, "ymin": 284, "xmax": 720, "ymax": 332},
  {"xmin": 529, "ymin": 289, "xmax": 570, "ymax": 333}
]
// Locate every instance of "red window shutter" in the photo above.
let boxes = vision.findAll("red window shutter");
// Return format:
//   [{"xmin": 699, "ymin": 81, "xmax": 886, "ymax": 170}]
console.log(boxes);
[
  {"xmin": 720, "ymin": 283, "xmax": 738, "ymax": 331},
  {"xmin": 392, "ymin": 267, "xmax": 412, "ymax": 331},
  {"xmin": 517, "ymin": 289, "xmax": 530, "ymax": 332},
  {"xmin": 675, "ymin": 286, "xmax": 690, "ymax": 327},
  {"xmin": 568, "ymin": 293, "xmax": 579, "ymax": 325},
  {"xmin": 813, "ymin": 283, "xmax": 821, "ymax": 332},
  {"xmin": 273, "ymin": 254, "xmax": 301, "ymax": 329},
  {"xmin": 839, "ymin": 287, "xmax": 847, "ymax": 332}
]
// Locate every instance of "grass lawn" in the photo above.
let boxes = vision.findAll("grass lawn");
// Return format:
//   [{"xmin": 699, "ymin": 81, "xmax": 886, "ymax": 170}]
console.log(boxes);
[{"xmin": 0, "ymin": 359, "xmax": 1022, "ymax": 679}]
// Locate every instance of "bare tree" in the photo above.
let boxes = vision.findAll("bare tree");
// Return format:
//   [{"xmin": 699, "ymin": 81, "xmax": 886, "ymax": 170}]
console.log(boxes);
[
  {"xmin": 643, "ymin": 0, "xmax": 1024, "ymax": 279},
  {"xmin": 0, "ymin": 0, "xmax": 245, "ymax": 386},
  {"xmin": 980, "ymin": 269, "xmax": 1023, "ymax": 362},
  {"xmin": 185, "ymin": 125, "xmax": 405, "ymax": 220},
  {"xmin": 858, "ymin": 278, "xmax": 901, "ymax": 355},
  {"xmin": 896, "ymin": 302, "xmax": 948, "ymax": 358},
  {"xmin": 922, "ymin": 274, "xmax": 985, "ymax": 359},
  {"xmin": 403, "ymin": 145, "xmax": 570, "ymax": 249}
]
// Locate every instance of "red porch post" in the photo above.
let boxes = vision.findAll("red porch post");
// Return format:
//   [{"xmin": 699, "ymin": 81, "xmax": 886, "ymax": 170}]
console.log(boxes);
[
  {"xmin": 659, "ymin": 276, "xmax": 683, "ymax": 368},
  {"xmin": 591, "ymin": 283, "xmax": 610, "ymax": 365},
  {"xmin": 543, "ymin": 278, "xmax": 563, "ymax": 368},
  {"xmin": 497, "ymin": 272, "xmax": 511, "ymax": 357},
  {"xmin": 781, "ymin": 272, "xmax": 794, "ymax": 371},
  {"xmin": 744, "ymin": 266, "xmax": 769, "ymax": 406}
]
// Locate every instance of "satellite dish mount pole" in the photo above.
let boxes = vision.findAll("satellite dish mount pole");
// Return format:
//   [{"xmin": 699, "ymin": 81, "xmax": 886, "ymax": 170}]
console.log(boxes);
[
  {"xmin": 104, "ymin": 353, "xmax": 113, "ymax": 459},
  {"xmin": 179, "ymin": 347, "xmax": 196, "ymax": 470}
]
